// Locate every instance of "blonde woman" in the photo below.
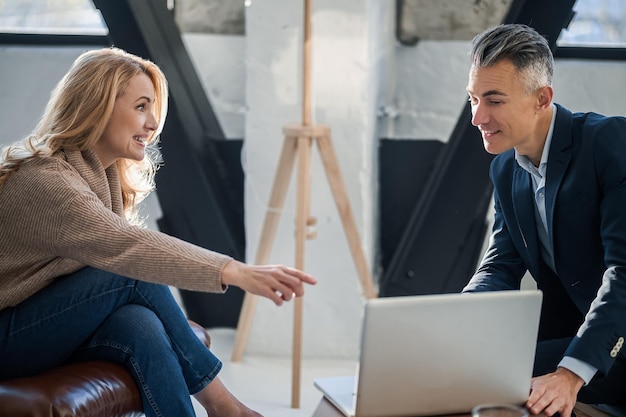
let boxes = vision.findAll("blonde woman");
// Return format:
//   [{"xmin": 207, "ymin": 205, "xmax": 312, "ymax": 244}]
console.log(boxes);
[{"xmin": 0, "ymin": 47, "xmax": 316, "ymax": 417}]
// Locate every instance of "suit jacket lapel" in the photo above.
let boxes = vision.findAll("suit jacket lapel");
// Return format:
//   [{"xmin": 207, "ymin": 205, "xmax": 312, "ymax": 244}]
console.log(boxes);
[
  {"xmin": 545, "ymin": 104, "xmax": 573, "ymax": 250},
  {"xmin": 512, "ymin": 166, "xmax": 541, "ymax": 276}
]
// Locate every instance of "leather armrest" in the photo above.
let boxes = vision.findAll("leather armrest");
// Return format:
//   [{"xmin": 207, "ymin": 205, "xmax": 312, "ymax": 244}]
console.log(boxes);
[
  {"xmin": 0, "ymin": 319, "xmax": 210, "ymax": 417},
  {"xmin": 189, "ymin": 319, "xmax": 211, "ymax": 348},
  {"xmin": 0, "ymin": 361, "xmax": 143, "ymax": 417}
]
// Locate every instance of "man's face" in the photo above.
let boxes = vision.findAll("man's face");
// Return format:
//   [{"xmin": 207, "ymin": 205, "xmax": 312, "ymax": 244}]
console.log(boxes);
[{"xmin": 466, "ymin": 59, "xmax": 546, "ymax": 158}]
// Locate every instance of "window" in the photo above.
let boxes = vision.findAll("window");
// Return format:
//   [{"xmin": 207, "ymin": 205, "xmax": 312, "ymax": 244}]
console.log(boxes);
[
  {"xmin": 557, "ymin": 0, "xmax": 626, "ymax": 48},
  {"xmin": 0, "ymin": 0, "xmax": 107, "ymax": 35}
]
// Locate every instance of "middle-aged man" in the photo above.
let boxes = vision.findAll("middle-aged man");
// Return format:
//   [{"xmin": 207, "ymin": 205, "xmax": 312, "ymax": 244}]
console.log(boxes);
[{"xmin": 462, "ymin": 24, "xmax": 626, "ymax": 417}]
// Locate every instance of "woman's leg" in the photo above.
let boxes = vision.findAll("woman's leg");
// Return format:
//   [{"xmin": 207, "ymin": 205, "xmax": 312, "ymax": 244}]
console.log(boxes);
[
  {"xmin": 73, "ymin": 269, "xmax": 264, "ymax": 416},
  {"xmin": 193, "ymin": 377, "xmax": 263, "ymax": 417},
  {"xmin": 0, "ymin": 267, "xmax": 258, "ymax": 416},
  {"xmin": 71, "ymin": 304, "xmax": 200, "ymax": 417},
  {"xmin": 0, "ymin": 266, "xmax": 159, "ymax": 379}
]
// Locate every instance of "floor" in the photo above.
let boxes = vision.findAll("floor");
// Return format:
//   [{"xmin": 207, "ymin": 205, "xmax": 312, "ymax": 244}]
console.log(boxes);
[{"xmin": 190, "ymin": 328, "xmax": 356, "ymax": 417}]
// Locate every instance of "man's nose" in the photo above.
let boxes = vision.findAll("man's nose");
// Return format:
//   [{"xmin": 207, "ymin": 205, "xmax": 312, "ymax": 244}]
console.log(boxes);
[{"xmin": 471, "ymin": 103, "xmax": 487, "ymax": 127}]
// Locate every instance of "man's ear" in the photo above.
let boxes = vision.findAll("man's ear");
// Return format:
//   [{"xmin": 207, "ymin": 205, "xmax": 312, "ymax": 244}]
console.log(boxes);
[{"xmin": 537, "ymin": 85, "xmax": 554, "ymax": 110}]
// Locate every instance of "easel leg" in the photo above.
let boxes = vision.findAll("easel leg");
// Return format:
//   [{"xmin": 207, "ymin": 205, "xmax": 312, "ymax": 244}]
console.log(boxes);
[
  {"xmin": 231, "ymin": 137, "xmax": 299, "ymax": 362},
  {"xmin": 316, "ymin": 134, "xmax": 377, "ymax": 299},
  {"xmin": 292, "ymin": 135, "xmax": 313, "ymax": 408},
  {"xmin": 231, "ymin": 125, "xmax": 376, "ymax": 410}
]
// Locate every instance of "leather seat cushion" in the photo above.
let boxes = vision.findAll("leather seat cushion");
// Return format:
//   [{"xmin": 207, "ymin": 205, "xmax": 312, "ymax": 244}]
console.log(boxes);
[{"xmin": 0, "ymin": 361, "xmax": 143, "ymax": 417}]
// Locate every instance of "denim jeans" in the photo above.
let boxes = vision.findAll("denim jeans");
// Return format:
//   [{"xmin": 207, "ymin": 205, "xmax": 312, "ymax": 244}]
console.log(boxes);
[{"xmin": 0, "ymin": 267, "xmax": 222, "ymax": 417}]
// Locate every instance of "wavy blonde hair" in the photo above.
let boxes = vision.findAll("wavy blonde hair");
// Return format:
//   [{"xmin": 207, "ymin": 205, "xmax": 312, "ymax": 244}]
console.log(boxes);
[{"xmin": 0, "ymin": 47, "xmax": 168, "ymax": 223}]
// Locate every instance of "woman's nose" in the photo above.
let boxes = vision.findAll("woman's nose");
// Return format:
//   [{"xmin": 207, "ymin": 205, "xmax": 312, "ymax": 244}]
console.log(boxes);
[{"xmin": 146, "ymin": 112, "xmax": 158, "ymax": 130}]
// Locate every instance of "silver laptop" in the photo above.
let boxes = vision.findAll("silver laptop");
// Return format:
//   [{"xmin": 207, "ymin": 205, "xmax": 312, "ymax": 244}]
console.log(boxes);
[{"xmin": 314, "ymin": 290, "xmax": 542, "ymax": 417}]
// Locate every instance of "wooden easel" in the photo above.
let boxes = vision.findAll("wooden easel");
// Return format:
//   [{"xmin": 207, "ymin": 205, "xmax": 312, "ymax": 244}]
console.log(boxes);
[{"xmin": 230, "ymin": 0, "xmax": 377, "ymax": 408}]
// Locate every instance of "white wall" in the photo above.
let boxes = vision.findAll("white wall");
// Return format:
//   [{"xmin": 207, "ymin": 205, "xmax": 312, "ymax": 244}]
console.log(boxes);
[
  {"xmin": 0, "ymin": 46, "xmax": 87, "ymax": 145},
  {"xmin": 553, "ymin": 59, "xmax": 626, "ymax": 115},
  {"xmin": 387, "ymin": 51, "xmax": 626, "ymax": 142},
  {"xmin": 182, "ymin": 33, "xmax": 246, "ymax": 139},
  {"xmin": 242, "ymin": 0, "xmax": 388, "ymax": 359},
  {"xmin": 380, "ymin": 41, "xmax": 470, "ymax": 142}
]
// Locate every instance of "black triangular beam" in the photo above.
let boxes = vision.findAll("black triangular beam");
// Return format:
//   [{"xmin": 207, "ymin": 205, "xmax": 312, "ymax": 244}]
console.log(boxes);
[
  {"xmin": 92, "ymin": 0, "xmax": 245, "ymax": 261},
  {"xmin": 380, "ymin": 0, "xmax": 576, "ymax": 296}
]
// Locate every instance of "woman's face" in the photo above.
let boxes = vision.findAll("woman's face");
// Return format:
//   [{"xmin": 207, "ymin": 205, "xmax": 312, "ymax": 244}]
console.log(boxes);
[{"xmin": 93, "ymin": 73, "xmax": 158, "ymax": 168}]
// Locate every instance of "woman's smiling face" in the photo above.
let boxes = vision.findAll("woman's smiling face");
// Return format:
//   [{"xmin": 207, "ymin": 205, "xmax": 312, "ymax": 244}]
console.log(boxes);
[{"xmin": 94, "ymin": 72, "xmax": 158, "ymax": 168}]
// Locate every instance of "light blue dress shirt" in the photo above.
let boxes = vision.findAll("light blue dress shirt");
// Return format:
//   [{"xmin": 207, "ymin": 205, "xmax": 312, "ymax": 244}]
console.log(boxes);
[{"xmin": 514, "ymin": 104, "xmax": 597, "ymax": 385}]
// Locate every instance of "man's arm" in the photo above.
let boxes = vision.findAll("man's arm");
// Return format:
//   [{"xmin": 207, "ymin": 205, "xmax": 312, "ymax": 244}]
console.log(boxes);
[
  {"xmin": 528, "ymin": 116, "xmax": 626, "ymax": 416},
  {"xmin": 560, "ymin": 117, "xmax": 626, "ymax": 375},
  {"xmin": 463, "ymin": 184, "xmax": 527, "ymax": 292},
  {"xmin": 559, "ymin": 357, "xmax": 597, "ymax": 385}
]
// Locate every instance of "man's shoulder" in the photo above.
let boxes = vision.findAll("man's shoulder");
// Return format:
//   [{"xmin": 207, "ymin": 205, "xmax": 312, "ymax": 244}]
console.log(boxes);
[
  {"xmin": 554, "ymin": 104, "xmax": 626, "ymax": 152},
  {"xmin": 572, "ymin": 111, "xmax": 626, "ymax": 151},
  {"xmin": 581, "ymin": 112, "xmax": 626, "ymax": 132},
  {"xmin": 560, "ymin": 103, "xmax": 626, "ymax": 133}
]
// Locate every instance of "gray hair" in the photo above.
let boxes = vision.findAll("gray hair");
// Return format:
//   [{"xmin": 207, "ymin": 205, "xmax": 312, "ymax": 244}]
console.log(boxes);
[{"xmin": 469, "ymin": 24, "xmax": 554, "ymax": 93}]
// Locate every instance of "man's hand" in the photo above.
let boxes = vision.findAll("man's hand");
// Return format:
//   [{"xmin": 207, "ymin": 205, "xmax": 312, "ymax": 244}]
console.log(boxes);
[
  {"xmin": 526, "ymin": 367, "xmax": 584, "ymax": 417},
  {"xmin": 221, "ymin": 260, "xmax": 317, "ymax": 306}
]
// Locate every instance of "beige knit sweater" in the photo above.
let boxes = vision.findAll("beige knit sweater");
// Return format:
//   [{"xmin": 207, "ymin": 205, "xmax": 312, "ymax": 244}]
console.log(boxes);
[{"xmin": 0, "ymin": 149, "xmax": 232, "ymax": 311}]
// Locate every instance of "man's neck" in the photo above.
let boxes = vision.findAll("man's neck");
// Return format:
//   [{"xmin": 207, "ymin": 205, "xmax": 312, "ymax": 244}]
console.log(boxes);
[{"xmin": 528, "ymin": 105, "xmax": 554, "ymax": 167}]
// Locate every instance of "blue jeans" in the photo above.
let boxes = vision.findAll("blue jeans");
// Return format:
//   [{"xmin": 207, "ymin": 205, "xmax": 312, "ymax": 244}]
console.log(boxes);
[{"xmin": 0, "ymin": 267, "xmax": 222, "ymax": 417}]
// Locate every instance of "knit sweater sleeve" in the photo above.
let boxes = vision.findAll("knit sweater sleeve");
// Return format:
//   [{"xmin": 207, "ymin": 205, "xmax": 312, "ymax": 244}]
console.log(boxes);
[{"xmin": 30, "ymin": 158, "xmax": 231, "ymax": 293}]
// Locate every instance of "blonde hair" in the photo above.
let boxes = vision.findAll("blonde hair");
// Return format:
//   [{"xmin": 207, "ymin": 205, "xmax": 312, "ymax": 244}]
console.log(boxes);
[{"xmin": 0, "ymin": 47, "xmax": 168, "ymax": 223}]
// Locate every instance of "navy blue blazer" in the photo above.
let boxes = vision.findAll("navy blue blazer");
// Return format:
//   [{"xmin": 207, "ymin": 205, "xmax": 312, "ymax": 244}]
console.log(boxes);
[{"xmin": 464, "ymin": 103, "xmax": 626, "ymax": 377}]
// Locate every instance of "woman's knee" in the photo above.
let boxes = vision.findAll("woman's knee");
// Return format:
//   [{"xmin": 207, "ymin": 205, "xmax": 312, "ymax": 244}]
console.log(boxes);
[{"xmin": 76, "ymin": 304, "xmax": 174, "ymax": 361}]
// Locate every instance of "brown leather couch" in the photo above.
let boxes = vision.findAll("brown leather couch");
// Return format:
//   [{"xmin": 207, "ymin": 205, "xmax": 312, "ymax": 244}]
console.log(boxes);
[{"xmin": 0, "ymin": 320, "xmax": 210, "ymax": 417}]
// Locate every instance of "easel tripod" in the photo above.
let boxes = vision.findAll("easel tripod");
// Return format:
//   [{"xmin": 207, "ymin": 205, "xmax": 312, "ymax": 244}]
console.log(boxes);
[
  {"xmin": 231, "ymin": 122, "xmax": 377, "ymax": 406},
  {"xmin": 230, "ymin": 0, "xmax": 377, "ymax": 408}
]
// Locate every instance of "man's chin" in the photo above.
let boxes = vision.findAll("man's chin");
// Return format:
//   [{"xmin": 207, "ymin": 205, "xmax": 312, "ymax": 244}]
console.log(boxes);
[{"xmin": 482, "ymin": 141, "xmax": 506, "ymax": 155}]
